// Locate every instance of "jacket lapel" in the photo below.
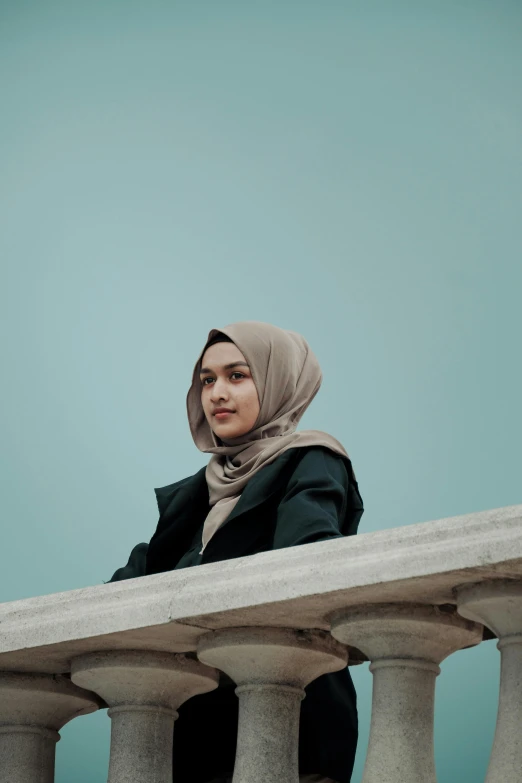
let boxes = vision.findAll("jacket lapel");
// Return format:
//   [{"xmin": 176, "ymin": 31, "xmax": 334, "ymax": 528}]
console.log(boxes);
[
  {"xmin": 154, "ymin": 467, "xmax": 208, "ymax": 517},
  {"xmin": 147, "ymin": 468, "xmax": 209, "ymax": 574}
]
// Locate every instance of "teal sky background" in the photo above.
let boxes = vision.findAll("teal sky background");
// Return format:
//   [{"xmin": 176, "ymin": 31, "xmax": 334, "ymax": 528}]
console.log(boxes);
[{"xmin": 1, "ymin": 1, "xmax": 521, "ymax": 781}]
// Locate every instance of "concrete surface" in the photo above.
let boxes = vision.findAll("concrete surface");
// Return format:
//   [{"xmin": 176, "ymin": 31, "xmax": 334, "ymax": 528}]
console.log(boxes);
[
  {"xmin": 71, "ymin": 650, "xmax": 219, "ymax": 783},
  {"xmin": 457, "ymin": 580, "xmax": 522, "ymax": 783},
  {"xmin": 331, "ymin": 604, "xmax": 483, "ymax": 783},
  {"xmin": 0, "ymin": 504, "xmax": 520, "ymax": 674},
  {"xmin": 197, "ymin": 627, "xmax": 348, "ymax": 783}
]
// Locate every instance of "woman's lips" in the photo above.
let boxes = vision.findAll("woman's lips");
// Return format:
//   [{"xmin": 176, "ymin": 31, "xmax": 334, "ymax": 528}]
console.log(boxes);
[{"xmin": 214, "ymin": 411, "xmax": 234, "ymax": 420}]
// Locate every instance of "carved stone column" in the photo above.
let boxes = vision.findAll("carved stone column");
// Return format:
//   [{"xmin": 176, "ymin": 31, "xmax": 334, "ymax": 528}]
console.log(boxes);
[
  {"xmin": 0, "ymin": 672, "xmax": 101, "ymax": 783},
  {"xmin": 457, "ymin": 579, "xmax": 522, "ymax": 783},
  {"xmin": 197, "ymin": 627, "xmax": 348, "ymax": 783},
  {"xmin": 71, "ymin": 650, "xmax": 219, "ymax": 783},
  {"xmin": 330, "ymin": 604, "xmax": 482, "ymax": 783}
]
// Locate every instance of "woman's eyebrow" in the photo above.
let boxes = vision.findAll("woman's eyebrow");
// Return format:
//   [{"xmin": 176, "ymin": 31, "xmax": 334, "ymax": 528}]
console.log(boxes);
[{"xmin": 200, "ymin": 362, "xmax": 250, "ymax": 374}]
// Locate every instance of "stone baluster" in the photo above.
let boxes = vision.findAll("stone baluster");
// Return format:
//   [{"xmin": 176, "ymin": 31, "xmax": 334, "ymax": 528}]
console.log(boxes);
[
  {"xmin": 71, "ymin": 650, "xmax": 219, "ymax": 783},
  {"xmin": 330, "ymin": 603, "xmax": 482, "ymax": 783},
  {"xmin": 0, "ymin": 672, "xmax": 102, "ymax": 783},
  {"xmin": 457, "ymin": 579, "xmax": 522, "ymax": 783},
  {"xmin": 197, "ymin": 627, "xmax": 348, "ymax": 783}
]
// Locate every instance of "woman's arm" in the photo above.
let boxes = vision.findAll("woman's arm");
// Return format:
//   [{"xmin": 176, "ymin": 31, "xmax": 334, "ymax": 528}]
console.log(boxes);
[
  {"xmin": 271, "ymin": 448, "xmax": 363, "ymax": 550},
  {"xmin": 106, "ymin": 542, "xmax": 149, "ymax": 583}
]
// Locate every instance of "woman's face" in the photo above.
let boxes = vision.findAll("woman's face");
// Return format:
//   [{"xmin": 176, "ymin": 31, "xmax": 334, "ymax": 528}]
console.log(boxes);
[{"xmin": 200, "ymin": 341, "xmax": 260, "ymax": 439}]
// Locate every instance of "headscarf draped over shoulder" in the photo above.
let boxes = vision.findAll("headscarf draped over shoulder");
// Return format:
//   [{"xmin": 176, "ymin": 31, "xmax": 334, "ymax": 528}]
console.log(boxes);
[{"xmin": 186, "ymin": 321, "xmax": 350, "ymax": 552}]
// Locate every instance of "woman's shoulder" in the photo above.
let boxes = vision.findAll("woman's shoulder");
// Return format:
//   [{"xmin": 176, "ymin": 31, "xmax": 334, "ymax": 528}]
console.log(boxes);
[
  {"xmin": 286, "ymin": 444, "xmax": 356, "ymax": 480},
  {"xmin": 283, "ymin": 446, "xmax": 363, "ymax": 510}
]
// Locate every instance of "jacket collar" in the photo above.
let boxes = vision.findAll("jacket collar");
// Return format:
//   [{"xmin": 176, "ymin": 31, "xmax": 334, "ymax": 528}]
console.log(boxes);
[{"xmin": 154, "ymin": 447, "xmax": 300, "ymax": 524}]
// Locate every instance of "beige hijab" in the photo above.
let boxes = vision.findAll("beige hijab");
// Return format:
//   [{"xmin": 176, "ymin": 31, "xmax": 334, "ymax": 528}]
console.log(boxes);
[{"xmin": 186, "ymin": 321, "xmax": 350, "ymax": 553}]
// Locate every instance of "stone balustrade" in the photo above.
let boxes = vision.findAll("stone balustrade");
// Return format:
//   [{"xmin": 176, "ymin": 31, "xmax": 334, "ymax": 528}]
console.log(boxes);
[{"xmin": 0, "ymin": 503, "xmax": 521, "ymax": 783}]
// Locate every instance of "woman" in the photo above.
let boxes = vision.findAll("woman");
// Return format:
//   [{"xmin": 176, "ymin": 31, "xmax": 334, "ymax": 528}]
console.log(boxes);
[{"xmin": 109, "ymin": 321, "xmax": 364, "ymax": 783}]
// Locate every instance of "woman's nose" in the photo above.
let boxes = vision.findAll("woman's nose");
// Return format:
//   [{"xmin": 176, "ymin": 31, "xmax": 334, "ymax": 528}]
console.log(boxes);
[{"xmin": 210, "ymin": 379, "xmax": 229, "ymax": 401}]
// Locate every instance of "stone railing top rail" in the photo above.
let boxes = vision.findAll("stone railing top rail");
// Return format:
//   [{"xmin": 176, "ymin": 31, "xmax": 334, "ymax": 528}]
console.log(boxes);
[{"xmin": 1, "ymin": 504, "xmax": 521, "ymax": 673}]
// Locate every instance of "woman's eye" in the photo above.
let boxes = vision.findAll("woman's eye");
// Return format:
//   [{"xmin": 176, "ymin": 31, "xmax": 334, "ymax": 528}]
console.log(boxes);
[{"xmin": 201, "ymin": 373, "xmax": 244, "ymax": 385}]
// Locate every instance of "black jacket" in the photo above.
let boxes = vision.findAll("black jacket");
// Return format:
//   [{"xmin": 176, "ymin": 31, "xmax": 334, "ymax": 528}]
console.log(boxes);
[{"xmin": 109, "ymin": 446, "xmax": 364, "ymax": 783}]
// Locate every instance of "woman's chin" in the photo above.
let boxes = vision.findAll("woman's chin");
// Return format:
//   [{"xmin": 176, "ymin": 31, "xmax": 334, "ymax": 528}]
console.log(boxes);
[{"xmin": 211, "ymin": 422, "xmax": 249, "ymax": 440}]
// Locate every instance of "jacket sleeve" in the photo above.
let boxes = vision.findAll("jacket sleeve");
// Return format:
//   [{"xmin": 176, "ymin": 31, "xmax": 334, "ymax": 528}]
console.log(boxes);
[
  {"xmin": 106, "ymin": 542, "xmax": 149, "ymax": 583},
  {"xmin": 271, "ymin": 448, "xmax": 363, "ymax": 551}
]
